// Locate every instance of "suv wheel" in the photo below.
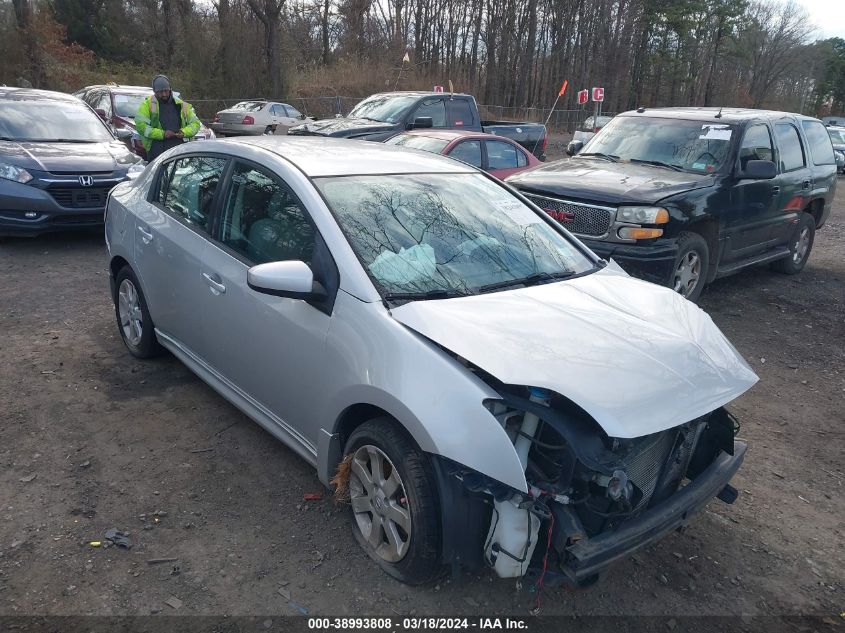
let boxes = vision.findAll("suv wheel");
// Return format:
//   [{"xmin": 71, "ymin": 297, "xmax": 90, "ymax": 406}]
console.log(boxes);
[
  {"xmin": 771, "ymin": 212, "xmax": 815, "ymax": 275},
  {"xmin": 671, "ymin": 232, "xmax": 709, "ymax": 302},
  {"xmin": 113, "ymin": 266, "xmax": 161, "ymax": 358},
  {"xmin": 344, "ymin": 419, "xmax": 442, "ymax": 585}
]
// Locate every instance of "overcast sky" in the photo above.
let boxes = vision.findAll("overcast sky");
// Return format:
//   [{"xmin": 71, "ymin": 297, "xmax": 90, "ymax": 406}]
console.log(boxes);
[{"xmin": 799, "ymin": 0, "xmax": 845, "ymax": 39}]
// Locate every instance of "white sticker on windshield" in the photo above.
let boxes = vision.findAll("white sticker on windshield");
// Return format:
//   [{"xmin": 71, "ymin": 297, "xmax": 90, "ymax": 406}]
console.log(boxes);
[
  {"xmin": 493, "ymin": 199, "xmax": 541, "ymax": 226},
  {"xmin": 699, "ymin": 124, "xmax": 732, "ymax": 141}
]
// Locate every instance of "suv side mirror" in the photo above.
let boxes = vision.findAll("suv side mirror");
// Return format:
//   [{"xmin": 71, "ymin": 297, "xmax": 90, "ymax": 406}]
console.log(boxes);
[
  {"xmin": 739, "ymin": 159, "xmax": 777, "ymax": 180},
  {"xmin": 409, "ymin": 117, "xmax": 434, "ymax": 130},
  {"xmin": 566, "ymin": 140, "xmax": 584, "ymax": 156},
  {"xmin": 95, "ymin": 108, "xmax": 108, "ymax": 120},
  {"xmin": 115, "ymin": 128, "xmax": 132, "ymax": 141},
  {"xmin": 247, "ymin": 261, "xmax": 326, "ymax": 301}
]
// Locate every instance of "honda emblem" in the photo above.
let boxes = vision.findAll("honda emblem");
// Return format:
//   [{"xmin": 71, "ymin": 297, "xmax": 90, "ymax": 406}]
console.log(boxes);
[{"xmin": 78, "ymin": 175, "xmax": 94, "ymax": 187}]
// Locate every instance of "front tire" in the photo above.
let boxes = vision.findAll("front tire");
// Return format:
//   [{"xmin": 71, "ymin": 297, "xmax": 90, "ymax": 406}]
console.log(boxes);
[
  {"xmin": 671, "ymin": 232, "xmax": 709, "ymax": 302},
  {"xmin": 771, "ymin": 212, "xmax": 814, "ymax": 275},
  {"xmin": 344, "ymin": 419, "xmax": 443, "ymax": 584},
  {"xmin": 113, "ymin": 266, "xmax": 160, "ymax": 358}
]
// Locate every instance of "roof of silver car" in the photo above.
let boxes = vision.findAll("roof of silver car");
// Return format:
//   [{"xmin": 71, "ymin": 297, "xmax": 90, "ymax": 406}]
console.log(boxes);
[{"xmin": 221, "ymin": 136, "xmax": 477, "ymax": 177}]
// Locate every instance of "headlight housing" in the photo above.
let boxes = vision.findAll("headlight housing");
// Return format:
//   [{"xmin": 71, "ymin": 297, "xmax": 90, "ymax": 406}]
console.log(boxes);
[
  {"xmin": 616, "ymin": 206, "xmax": 670, "ymax": 224},
  {"xmin": 0, "ymin": 162, "xmax": 33, "ymax": 184}
]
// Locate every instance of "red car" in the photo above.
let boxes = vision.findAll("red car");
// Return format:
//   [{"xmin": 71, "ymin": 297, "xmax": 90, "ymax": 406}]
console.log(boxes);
[{"xmin": 385, "ymin": 129, "xmax": 542, "ymax": 179}]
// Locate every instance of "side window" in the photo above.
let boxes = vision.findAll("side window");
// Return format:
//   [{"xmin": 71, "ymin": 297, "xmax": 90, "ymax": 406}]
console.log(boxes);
[
  {"xmin": 485, "ymin": 140, "xmax": 520, "ymax": 170},
  {"xmin": 219, "ymin": 162, "xmax": 315, "ymax": 265},
  {"xmin": 96, "ymin": 93, "xmax": 112, "ymax": 117},
  {"xmin": 739, "ymin": 124, "xmax": 774, "ymax": 169},
  {"xmin": 774, "ymin": 123, "xmax": 806, "ymax": 172},
  {"xmin": 159, "ymin": 156, "xmax": 226, "ymax": 232},
  {"xmin": 270, "ymin": 104, "xmax": 283, "ymax": 117},
  {"xmin": 516, "ymin": 148, "xmax": 528, "ymax": 167},
  {"xmin": 801, "ymin": 120, "xmax": 835, "ymax": 165},
  {"xmin": 284, "ymin": 104, "xmax": 303, "ymax": 119},
  {"xmin": 413, "ymin": 99, "xmax": 446, "ymax": 127},
  {"xmin": 447, "ymin": 100, "xmax": 475, "ymax": 127},
  {"xmin": 448, "ymin": 140, "xmax": 482, "ymax": 167}
]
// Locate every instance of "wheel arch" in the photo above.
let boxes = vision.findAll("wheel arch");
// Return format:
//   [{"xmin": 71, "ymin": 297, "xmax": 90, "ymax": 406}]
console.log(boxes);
[
  {"xmin": 684, "ymin": 220, "xmax": 719, "ymax": 283},
  {"xmin": 805, "ymin": 197, "xmax": 825, "ymax": 228},
  {"xmin": 109, "ymin": 255, "xmax": 131, "ymax": 298}
]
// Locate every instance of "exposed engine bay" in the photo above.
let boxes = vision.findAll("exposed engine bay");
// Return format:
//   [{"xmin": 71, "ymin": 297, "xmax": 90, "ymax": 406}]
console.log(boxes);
[{"xmin": 444, "ymin": 385, "xmax": 744, "ymax": 585}]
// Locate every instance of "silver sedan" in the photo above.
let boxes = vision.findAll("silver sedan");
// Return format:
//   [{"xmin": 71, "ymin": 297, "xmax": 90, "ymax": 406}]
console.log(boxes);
[{"xmin": 105, "ymin": 137, "xmax": 757, "ymax": 585}]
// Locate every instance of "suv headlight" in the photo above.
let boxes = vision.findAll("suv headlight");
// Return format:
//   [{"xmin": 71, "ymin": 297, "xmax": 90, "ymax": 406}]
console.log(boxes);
[
  {"xmin": 616, "ymin": 206, "xmax": 669, "ymax": 224},
  {"xmin": 0, "ymin": 162, "xmax": 33, "ymax": 184}
]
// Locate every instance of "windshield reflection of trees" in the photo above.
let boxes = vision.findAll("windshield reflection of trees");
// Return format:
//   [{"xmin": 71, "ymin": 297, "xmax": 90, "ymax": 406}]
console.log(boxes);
[{"xmin": 337, "ymin": 182, "xmax": 574, "ymax": 296}]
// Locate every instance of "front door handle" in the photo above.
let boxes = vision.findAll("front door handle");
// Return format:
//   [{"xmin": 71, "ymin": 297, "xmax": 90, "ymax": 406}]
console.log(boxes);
[
  {"xmin": 137, "ymin": 225, "xmax": 153, "ymax": 244},
  {"xmin": 771, "ymin": 185, "xmax": 780, "ymax": 197},
  {"xmin": 202, "ymin": 272, "xmax": 226, "ymax": 295}
]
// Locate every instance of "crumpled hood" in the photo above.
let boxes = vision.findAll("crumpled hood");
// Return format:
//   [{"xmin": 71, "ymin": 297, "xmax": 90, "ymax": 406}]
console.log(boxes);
[
  {"xmin": 288, "ymin": 117, "xmax": 396, "ymax": 138},
  {"xmin": 0, "ymin": 140, "xmax": 136, "ymax": 173},
  {"xmin": 391, "ymin": 266, "xmax": 758, "ymax": 438},
  {"xmin": 507, "ymin": 158, "xmax": 715, "ymax": 205}
]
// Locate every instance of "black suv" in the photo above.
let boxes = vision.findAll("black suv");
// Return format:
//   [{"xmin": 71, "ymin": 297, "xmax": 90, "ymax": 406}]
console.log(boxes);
[{"xmin": 507, "ymin": 107, "xmax": 838, "ymax": 300}]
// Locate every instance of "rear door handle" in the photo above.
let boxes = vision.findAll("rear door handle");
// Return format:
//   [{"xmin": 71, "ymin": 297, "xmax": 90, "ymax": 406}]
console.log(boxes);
[
  {"xmin": 137, "ymin": 225, "xmax": 153, "ymax": 244},
  {"xmin": 202, "ymin": 272, "xmax": 226, "ymax": 295},
  {"xmin": 770, "ymin": 186, "xmax": 780, "ymax": 197},
  {"xmin": 802, "ymin": 180, "xmax": 811, "ymax": 190}
]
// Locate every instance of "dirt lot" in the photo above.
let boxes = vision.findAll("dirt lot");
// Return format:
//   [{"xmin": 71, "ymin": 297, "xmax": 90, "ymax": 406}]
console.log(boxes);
[{"xmin": 1, "ymin": 179, "xmax": 843, "ymax": 620}]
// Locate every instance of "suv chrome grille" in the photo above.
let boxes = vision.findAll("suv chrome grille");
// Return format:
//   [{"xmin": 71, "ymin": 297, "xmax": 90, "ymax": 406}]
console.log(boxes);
[{"xmin": 523, "ymin": 193, "xmax": 613, "ymax": 237}]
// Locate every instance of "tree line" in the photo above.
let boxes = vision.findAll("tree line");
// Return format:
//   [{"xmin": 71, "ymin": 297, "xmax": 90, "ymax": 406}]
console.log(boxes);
[{"xmin": 1, "ymin": 0, "xmax": 843, "ymax": 121}]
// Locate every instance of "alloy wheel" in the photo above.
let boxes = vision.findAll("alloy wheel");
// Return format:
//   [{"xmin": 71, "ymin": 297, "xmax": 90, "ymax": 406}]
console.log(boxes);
[
  {"xmin": 348, "ymin": 445, "xmax": 411, "ymax": 563},
  {"xmin": 792, "ymin": 226, "xmax": 810, "ymax": 264},
  {"xmin": 118, "ymin": 278, "xmax": 143, "ymax": 346},
  {"xmin": 673, "ymin": 251, "xmax": 702, "ymax": 298}
]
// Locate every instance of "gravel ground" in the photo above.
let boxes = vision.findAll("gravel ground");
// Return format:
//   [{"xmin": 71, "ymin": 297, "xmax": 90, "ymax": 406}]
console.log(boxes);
[{"xmin": 0, "ymin": 176, "xmax": 843, "ymax": 619}]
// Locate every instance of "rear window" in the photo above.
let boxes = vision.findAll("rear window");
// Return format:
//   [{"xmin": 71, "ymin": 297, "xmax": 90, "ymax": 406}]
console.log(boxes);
[
  {"xmin": 385, "ymin": 134, "xmax": 450, "ymax": 154},
  {"xmin": 230, "ymin": 101, "xmax": 265, "ymax": 112},
  {"xmin": 774, "ymin": 123, "xmax": 806, "ymax": 172},
  {"xmin": 801, "ymin": 120, "xmax": 835, "ymax": 165}
]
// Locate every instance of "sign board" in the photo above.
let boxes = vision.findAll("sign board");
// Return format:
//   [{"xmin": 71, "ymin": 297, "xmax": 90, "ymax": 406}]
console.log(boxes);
[
  {"xmin": 577, "ymin": 89, "xmax": 589, "ymax": 105},
  {"xmin": 433, "ymin": 85, "xmax": 444, "ymax": 93},
  {"xmin": 592, "ymin": 87, "xmax": 605, "ymax": 102}
]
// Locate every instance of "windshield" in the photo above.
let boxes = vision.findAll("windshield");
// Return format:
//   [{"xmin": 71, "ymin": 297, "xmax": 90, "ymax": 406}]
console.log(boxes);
[
  {"xmin": 582, "ymin": 116, "xmax": 737, "ymax": 174},
  {"xmin": 0, "ymin": 101, "xmax": 113, "ymax": 142},
  {"xmin": 113, "ymin": 93, "xmax": 148, "ymax": 118},
  {"xmin": 828, "ymin": 128, "xmax": 845, "ymax": 144},
  {"xmin": 347, "ymin": 94, "xmax": 419, "ymax": 123},
  {"xmin": 385, "ymin": 134, "xmax": 450, "ymax": 154},
  {"xmin": 316, "ymin": 173, "xmax": 594, "ymax": 298}
]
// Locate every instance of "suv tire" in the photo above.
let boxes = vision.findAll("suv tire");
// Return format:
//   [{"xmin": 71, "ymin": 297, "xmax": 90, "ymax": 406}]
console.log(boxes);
[
  {"xmin": 671, "ymin": 232, "xmax": 709, "ymax": 302},
  {"xmin": 771, "ymin": 212, "xmax": 815, "ymax": 275}
]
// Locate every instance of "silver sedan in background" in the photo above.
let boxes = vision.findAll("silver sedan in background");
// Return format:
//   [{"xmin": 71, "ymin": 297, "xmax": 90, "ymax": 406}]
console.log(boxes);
[
  {"xmin": 105, "ymin": 137, "xmax": 756, "ymax": 586},
  {"xmin": 211, "ymin": 100, "xmax": 313, "ymax": 136}
]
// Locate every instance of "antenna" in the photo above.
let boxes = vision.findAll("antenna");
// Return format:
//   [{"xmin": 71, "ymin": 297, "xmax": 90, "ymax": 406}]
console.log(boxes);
[{"xmin": 715, "ymin": 106, "xmax": 723, "ymax": 119}]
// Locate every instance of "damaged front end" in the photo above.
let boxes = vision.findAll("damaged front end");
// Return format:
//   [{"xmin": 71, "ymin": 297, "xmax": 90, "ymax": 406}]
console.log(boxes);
[{"xmin": 435, "ymin": 387, "xmax": 746, "ymax": 586}]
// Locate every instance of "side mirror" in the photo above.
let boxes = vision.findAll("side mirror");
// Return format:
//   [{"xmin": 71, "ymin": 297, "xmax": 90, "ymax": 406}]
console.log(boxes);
[
  {"xmin": 299, "ymin": 113, "xmax": 306, "ymax": 120},
  {"xmin": 410, "ymin": 117, "xmax": 434, "ymax": 130},
  {"xmin": 115, "ymin": 128, "xmax": 132, "ymax": 141},
  {"xmin": 95, "ymin": 108, "xmax": 107, "ymax": 120},
  {"xmin": 566, "ymin": 140, "xmax": 584, "ymax": 156},
  {"xmin": 739, "ymin": 159, "xmax": 777, "ymax": 180},
  {"xmin": 247, "ymin": 261, "xmax": 326, "ymax": 300}
]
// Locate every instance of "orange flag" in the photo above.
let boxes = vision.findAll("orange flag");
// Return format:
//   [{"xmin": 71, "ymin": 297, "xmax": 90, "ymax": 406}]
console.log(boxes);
[{"xmin": 558, "ymin": 80, "xmax": 568, "ymax": 97}]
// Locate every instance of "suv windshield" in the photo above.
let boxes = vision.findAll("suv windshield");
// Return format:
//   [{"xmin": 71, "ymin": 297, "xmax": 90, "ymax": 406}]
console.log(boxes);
[
  {"xmin": 316, "ymin": 173, "xmax": 594, "ymax": 298},
  {"xmin": 348, "ymin": 95, "xmax": 419, "ymax": 123},
  {"xmin": 0, "ymin": 101, "xmax": 113, "ymax": 142},
  {"xmin": 583, "ymin": 115, "xmax": 736, "ymax": 174}
]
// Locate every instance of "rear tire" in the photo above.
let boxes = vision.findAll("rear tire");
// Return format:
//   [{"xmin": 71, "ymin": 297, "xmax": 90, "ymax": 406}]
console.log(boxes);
[
  {"xmin": 113, "ymin": 266, "xmax": 161, "ymax": 358},
  {"xmin": 670, "ymin": 232, "xmax": 709, "ymax": 302},
  {"xmin": 771, "ymin": 212, "xmax": 814, "ymax": 275},
  {"xmin": 344, "ymin": 419, "xmax": 443, "ymax": 585}
]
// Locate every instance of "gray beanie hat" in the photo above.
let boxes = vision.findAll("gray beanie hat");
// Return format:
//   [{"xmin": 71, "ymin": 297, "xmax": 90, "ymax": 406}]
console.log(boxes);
[{"xmin": 152, "ymin": 74, "xmax": 171, "ymax": 92}]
